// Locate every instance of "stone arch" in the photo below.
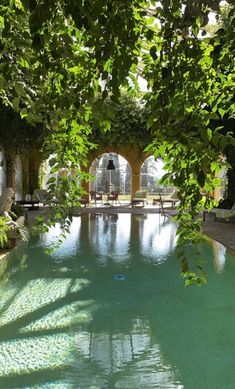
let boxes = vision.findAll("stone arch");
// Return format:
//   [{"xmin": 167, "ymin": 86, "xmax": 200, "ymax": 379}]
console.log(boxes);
[
  {"xmin": 82, "ymin": 146, "xmax": 149, "ymax": 199},
  {"xmin": 19, "ymin": 144, "xmax": 151, "ymax": 200},
  {"xmin": 89, "ymin": 152, "xmax": 132, "ymax": 200}
]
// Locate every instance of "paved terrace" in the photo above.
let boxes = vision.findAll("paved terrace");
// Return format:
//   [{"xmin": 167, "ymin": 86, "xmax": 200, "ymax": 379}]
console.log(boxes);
[{"xmin": 22, "ymin": 203, "xmax": 235, "ymax": 256}]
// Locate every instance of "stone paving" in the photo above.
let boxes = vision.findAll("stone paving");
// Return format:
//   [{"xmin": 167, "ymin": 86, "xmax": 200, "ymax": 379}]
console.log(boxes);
[{"xmin": 201, "ymin": 213, "xmax": 235, "ymax": 253}]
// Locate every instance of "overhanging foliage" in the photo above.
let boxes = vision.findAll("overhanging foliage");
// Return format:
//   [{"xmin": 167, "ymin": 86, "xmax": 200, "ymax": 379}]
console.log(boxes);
[{"xmin": 1, "ymin": 0, "xmax": 235, "ymax": 285}]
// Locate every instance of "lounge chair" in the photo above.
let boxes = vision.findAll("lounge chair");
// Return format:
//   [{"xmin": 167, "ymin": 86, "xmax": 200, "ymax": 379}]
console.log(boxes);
[
  {"xmin": 131, "ymin": 190, "xmax": 148, "ymax": 207},
  {"xmin": 153, "ymin": 190, "xmax": 179, "ymax": 208},
  {"xmin": 89, "ymin": 191, "xmax": 103, "ymax": 205},
  {"xmin": 213, "ymin": 204, "xmax": 235, "ymax": 221}
]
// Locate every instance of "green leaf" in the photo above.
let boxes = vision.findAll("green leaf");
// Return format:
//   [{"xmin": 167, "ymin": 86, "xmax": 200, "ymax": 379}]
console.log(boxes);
[
  {"xmin": 14, "ymin": 83, "xmax": 26, "ymax": 97},
  {"xmin": 20, "ymin": 107, "xmax": 28, "ymax": 118}
]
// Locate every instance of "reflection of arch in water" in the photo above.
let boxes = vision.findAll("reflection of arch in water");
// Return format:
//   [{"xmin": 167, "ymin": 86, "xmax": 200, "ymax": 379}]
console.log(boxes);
[
  {"xmin": 41, "ymin": 217, "xmax": 82, "ymax": 260},
  {"xmin": 211, "ymin": 239, "xmax": 226, "ymax": 273},
  {"xmin": 138, "ymin": 214, "xmax": 177, "ymax": 262},
  {"xmin": 88, "ymin": 213, "xmax": 131, "ymax": 264},
  {"xmin": 90, "ymin": 153, "xmax": 131, "ymax": 199},
  {"xmin": 73, "ymin": 317, "xmax": 178, "ymax": 387}
]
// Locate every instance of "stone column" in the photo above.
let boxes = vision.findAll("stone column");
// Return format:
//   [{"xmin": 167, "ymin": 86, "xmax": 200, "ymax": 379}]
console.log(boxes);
[
  {"xmin": 21, "ymin": 149, "xmax": 42, "ymax": 197},
  {"xmin": 21, "ymin": 153, "xmax": 30, "ymax": 198},
  {"xmin": 131, "ymin": 172, "xmax": 140, "ymax": 199},
  {"xmin": 80, "ymin": 165, "xmax": 90, "ymax": 201},
  {"xmin": 28, "ymin": 150, "xmax": 43, "ymax": 195},
  {"xmin": 5, "ymin": 153, "xmax": 16, "ymax": 192}
]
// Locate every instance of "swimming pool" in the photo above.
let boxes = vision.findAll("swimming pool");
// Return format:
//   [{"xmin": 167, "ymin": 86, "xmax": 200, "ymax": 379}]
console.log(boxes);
[{"xmin": 0, "ymin": 213, "xmax": 234, "ymax": 388}]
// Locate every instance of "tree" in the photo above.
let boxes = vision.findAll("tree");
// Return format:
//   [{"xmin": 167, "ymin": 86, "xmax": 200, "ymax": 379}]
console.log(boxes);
[{"xmin": 1, "ymin": 0, "xmax": 235, "ymax": 284}]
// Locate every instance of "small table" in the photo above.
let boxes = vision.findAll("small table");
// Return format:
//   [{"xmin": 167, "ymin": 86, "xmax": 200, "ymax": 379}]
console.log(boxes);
[{"xmin": 16, "ymin": 200, "xmax": 40, "ymax": 210}]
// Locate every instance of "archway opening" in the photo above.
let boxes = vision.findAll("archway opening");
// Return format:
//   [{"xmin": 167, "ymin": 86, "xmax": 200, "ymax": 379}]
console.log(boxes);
[
  {"xmin": 90, "ymin": 153, "xmax": 131, "ymax": 202},
  {"xmin": 39, "ymin": 156, "xmax": 78, "ymax": 191},
  {"xmin": 140, "ymin": 156, "xmax": 175, "ymax": 201}
]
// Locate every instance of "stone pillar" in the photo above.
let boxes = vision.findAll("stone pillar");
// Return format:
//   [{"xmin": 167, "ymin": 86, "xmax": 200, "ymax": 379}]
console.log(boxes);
[
  {"xmin": 21, "ymin": 149, "xmax": 42, "ymax": 197},
  {"xmin": 213, "ymin": 187, "xmax": 221, "ymax": 201},
  {"xmin": 5, "ymin": 153, "xmax": 16, "ymax": 192},
  {"xmin": 28, "ymin": 149, "xmax": 43, "ymax": 195},
  {"xmin": 131, "ymin": 172, "xmax": 140, "ymax": 199},
  {"xmin": 21, "ymin": 153, "xmax": 30, "ymax": 198},
  {"xmin": 80, "ymin": 165, "xmax": 90, "ymax": 201}
]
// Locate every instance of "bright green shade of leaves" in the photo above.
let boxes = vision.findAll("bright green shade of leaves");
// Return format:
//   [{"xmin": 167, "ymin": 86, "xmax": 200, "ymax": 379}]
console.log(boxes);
[
  {"xmin": 68, "ymin": 66, "xmax": 81, "ymax": 74},
  {"xmin": 17, "ymin": 58, "xmax": 29, "ymax": 68},
  {"xmin": 0, "ymin": 16, "xmax": 4, "ymax": 29},
  {"xmin": 0, "ymin": 0, "xmax": 235, "ymax": 286},
  {"xmin": 20, "ymin": 108, "xmax": 28, "ymax": 118}
]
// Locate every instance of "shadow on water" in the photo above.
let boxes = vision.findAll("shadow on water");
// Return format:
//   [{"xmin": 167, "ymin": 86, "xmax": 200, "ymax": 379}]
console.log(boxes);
[
  {"xmin": 0, "ymin": 366, "xmax": 65, "ymax": 389},
  {"xmin": 0, "ymin": 214, "xmax": 234, "ymax": 388}
]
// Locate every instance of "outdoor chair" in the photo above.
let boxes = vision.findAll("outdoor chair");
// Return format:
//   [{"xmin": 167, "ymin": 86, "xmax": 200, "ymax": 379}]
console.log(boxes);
[
  {"xmin": 107, "ymin": 192, "xmax": 120, "ymax": 205},
  {"xmin": 89, "ymin": 191, "xmax": 103, "ymax": 205},
  {"xmin": 131, "ymin": 190, "xmax": 148, "ymax": 207},
  {"xmin": 77, "ymin": 197, "xmax": 89, "ymax": 207},
  {"xmin": 153, "ymin": 190, "xmax": 179, "ymax": 209}
]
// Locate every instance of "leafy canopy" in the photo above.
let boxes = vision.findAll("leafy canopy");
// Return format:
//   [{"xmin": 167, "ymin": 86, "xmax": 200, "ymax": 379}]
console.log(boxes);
[{"xmin": 1, "ymin": 0, "xmax": 235, "ymax": 284}]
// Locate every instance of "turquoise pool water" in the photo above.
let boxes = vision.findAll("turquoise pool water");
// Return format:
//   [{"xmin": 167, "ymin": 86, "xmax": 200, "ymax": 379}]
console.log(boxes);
[{"xmin": 0, "ymin": 213, "xmax": 235, "ymax": 388}]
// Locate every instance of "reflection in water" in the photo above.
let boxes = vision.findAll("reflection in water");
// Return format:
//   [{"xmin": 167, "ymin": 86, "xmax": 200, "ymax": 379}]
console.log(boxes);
[
  {"xmin": 139, "ymin": 214, "xmax": 177, "ymax": 263},
  {"xmin": 72, "ymin": 318, "xmax": 181, "ymax": 389},
  {"xmin": 0, "ymin": 214, "xmax": 234, "ymax": 388},
  {"xmin": 41, "ymin": 217, "xmax": 81, "ymax": 260},
  {"xmin": 211, "ymin": 239, "xmax": 227, "ymax": 273},
  {"xmin": 89, "ymin": 213, "xmax": 131, "ymax": 264}
]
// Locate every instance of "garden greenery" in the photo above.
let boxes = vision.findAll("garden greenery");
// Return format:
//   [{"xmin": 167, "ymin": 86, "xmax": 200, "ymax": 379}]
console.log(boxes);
[
  {"xmin": 0, "ymin": 217, "xmax": 10, "ymax": 248},
  {"xmin": 1, "ymin": 0, "xmax": 235, "ymax": 285}
]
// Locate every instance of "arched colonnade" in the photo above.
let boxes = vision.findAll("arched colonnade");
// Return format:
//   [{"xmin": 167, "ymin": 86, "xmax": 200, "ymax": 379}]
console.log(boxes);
[
  {"xmin": 0, "ymin": 145, "xmax": 150, "ymax": 200},
  {"xmin": 0, "ymin": 145, "xmax": 224, "ymax": 201}
]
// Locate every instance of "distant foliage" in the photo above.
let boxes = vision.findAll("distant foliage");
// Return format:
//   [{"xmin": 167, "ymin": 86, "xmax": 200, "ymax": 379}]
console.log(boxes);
[{"xmin": 91, "ymin": 94, "xmax": 151, "ymax": 149}]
